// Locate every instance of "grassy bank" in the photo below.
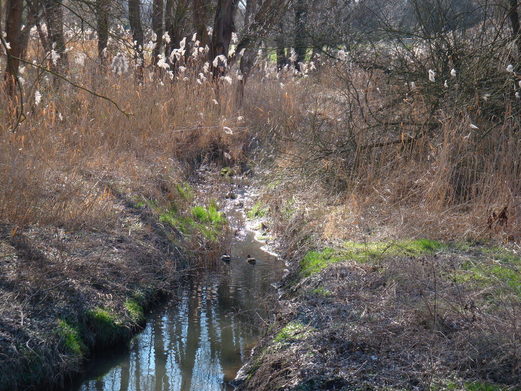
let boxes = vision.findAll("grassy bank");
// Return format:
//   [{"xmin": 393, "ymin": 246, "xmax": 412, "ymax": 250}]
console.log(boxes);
[
  {"xmin": 0, "ymin": 178, "xmax": 229, "ymax": 390},
  {"xmin": 235, "ymin": 187, "xmax": 520, "ymax": 390}
]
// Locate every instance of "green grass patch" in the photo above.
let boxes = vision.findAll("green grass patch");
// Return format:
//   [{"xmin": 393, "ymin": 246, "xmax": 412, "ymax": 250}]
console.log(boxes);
[
  {"xmin": 454, "ymin": 247, "xmax": 520, "ymax": 298},
  {"xmin": 191, "ymin": 202, "xmax": 225, "ymax": 225},
  {"xmin": 124, "ymin": 299, "xmax": 145, "ymax": 323},
  {"xmin": 160, "ymin": 201, "xmax": 226, "ymax": 242},
  {"xmin": 301, "ymin": 248, "xmax": 344, "ymax": 277},
  {"xmin": 274, "ymin": 321, "xmax": 312, "ymax": 343},
  {"xmin": 57, "ymin": 319, "xmax": 86, "ymax": 356},
  {"xmin": 301, "ymin": 239, "xmax": 444, "ymax": 277},
  {"xmin": 247, "ymin": 201, "xmax": 268, "ymax": 220}
]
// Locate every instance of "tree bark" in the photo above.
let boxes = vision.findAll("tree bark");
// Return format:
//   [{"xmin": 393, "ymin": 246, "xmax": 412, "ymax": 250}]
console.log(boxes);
[
  {"xmin": 20, "ymin": 0, "xmax": 40, "ymax": 61},
  {"xmin": 3, "ymin": 0, "xmax": 23, "ymax": 96},
  {"xmin": 128, "ymin": 0, "xmax": 144, "ymax": 80},
  {"xmin": 152, "ymin": 0, "xmax": 164, "ymax": 64},
  {"xmin": 44, "ymin": 0, "xmax": 68, "ymax": 73},
  {"xmin": 294, "ymin": 0, "xmax": 307, "ymax": 69},
  {"xmin": 210, "ymin": 0, "xmax": 239, "ymax": 76},
  {"xmin": 96, "ymin": 0, "xmax": 110, "ymax": 63},
  {"xmin": 192, "ymin": 0, "xmax": 211, "ymax": 46},
  {"xmin": 508, "ymin": 0, "xmax": 521, "ymax": 56},
  {"xmin": 276, "ymin": 20, "xmax": 287, "ymax": 69}
]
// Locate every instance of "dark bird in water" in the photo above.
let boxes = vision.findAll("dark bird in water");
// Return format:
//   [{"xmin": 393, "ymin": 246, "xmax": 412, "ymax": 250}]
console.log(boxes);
[
  {"xmin": 247, "ymin": 255, "xmax": 256, "ymax": 264},
  {"xmin": 221, "ymin": 254, "xmax": 231, "ymax": 262}
]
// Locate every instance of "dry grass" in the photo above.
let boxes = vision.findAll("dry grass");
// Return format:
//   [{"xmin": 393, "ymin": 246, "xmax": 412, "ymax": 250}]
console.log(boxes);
[
  {"xmin": 1, "ymin": 42, "xmax": 248, "ymax": 230},
  {"xmin": 243, "ymin": 64, "xmax": 521, "ymax": 244}
]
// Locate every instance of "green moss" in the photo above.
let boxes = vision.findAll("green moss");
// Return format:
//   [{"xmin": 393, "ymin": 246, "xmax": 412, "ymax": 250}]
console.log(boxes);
[
  {"xmin": 301, "ymin": 248, "xmax": 344, "ymax": 277},
  {"xmin": 274, "ymin": 321, "xmax": 311, "ymax": 343},
  {"xmin": 301, "ymin": 239, "xmax": 444, "ymax": 277},
  {"xmin": 247, "ymin": 201, "xmax": 268, "ymax": 220},
  {"xmin": 124, "ymin": 299, "xmax": 145, "ymax": 323},
  {"xmin": 452, "ymin": 245, "xmax": 520, "ymax": 298},
  {"xmin": 57, "ymin": 319, "xmax": 86, "ymax": 356},
  {"xmin": 87, "ymin": 308, "xmax": 128, "ymax": 346}
]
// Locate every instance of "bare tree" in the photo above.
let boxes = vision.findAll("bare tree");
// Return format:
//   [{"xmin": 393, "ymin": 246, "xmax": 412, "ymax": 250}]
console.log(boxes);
[
  {"xmin": 152, "ymin": 0, "xmax": 164, "ymax": 63},
  {"xmin": 508, "ymin": 0, "xmax": 521, "ymax": 57},
  {"xmin": 275, "ymin": 20, "xmax": 287, "ymax": 69},
  {"xmin": 128, "ymin": 0, "xmax": 144, "ymax": 80},
  {"xmin": 20, "ymin": 0, "xmax": 40, "ymax": 60},
  {"xmin": 44, "ymin": 0, "xmax": 68, "ymax": 73},
  {"xmin": 210, "ymin": 0, "xmax": 239, "ymax": 76},
  {"xmin": 3, "ymin": 0, "xmax": 23, "ymax": 96},
  {"xmin": 293, "ymin": 0, "xmax": 307, "ymax": 68},
  {"xmin": 193, "ymin": 0, "xmax": 211, "ymax": 46},
  {"xmin": 96, "ymin": 0, "xmax": 110, "ymax": 63}
]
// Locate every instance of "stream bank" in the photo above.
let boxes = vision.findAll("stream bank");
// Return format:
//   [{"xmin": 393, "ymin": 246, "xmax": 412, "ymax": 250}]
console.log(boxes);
[
  {"xmin": 0, "ymin": 173, "xmax": 232, "ymax": 391},
  {"xmin": 67, "ymin": 183, "xmax": 285, "ymax": 391}
]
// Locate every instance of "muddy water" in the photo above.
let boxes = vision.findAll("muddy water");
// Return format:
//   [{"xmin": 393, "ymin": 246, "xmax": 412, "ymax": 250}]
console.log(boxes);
[{"xmin": 71, "ymin": 190, "xmax": 283, "ymax": 391}]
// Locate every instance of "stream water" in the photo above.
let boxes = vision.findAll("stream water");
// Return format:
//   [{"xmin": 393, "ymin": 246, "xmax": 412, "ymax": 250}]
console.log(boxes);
[{"xmin": 69, "ymin": 188, "xmax": 284, "ymax": 391}]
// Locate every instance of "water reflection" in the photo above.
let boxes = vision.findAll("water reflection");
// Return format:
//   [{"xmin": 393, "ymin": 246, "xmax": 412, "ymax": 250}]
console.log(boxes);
[{"xmin": 74, "ymin": 214, "xmax": 282, "ymax": 391}]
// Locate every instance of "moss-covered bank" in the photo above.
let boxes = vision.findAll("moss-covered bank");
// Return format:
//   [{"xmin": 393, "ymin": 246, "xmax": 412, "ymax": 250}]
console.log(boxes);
[
  {"xmin": 0, "ymin": 181, "xmax": 228, "ymax": 391},
  {"xmin": 235, "ymin": 240, "xmax": 521, "ymax": 391}
]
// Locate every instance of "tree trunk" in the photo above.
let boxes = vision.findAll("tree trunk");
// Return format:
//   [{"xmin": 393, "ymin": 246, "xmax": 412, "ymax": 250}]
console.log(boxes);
[
  {"xmin": 508, "ymin": 0, "xmax": 521, "ymax": 57},
  {"xmin": 3, "ymin": 0, "xmax": 23, "ymax": 96},
  {"xmin": 20, "ymin": 0, "xmax": 40, "ymax": 61},
  {"xmin": 128, "ymin": 0, "xmax": 144, "ymax": 80},
  {"xmin": 193, "ymin": 0, "xmax": 211, "ymax": 46},
  {"xmin": 96, "ymin": 0, "xmax": 110, "ymax": 63},
  {"xmin": 152, "ymin": 0, "xmax": 164, "ymax": 64},
  {"xmin": 294, "ymin": 0, "xmax": 307, "ymax": 69},
  {"xmin": 44, "ymin": 0, "xmax": 68, "ymax": 73},
  {"xmin": 210, "ymin": 0, "xmax": 239, "ymax": 77},
  {"xmin": 276, "ymin": 20, "xmax": 287, "ymax": 69}
]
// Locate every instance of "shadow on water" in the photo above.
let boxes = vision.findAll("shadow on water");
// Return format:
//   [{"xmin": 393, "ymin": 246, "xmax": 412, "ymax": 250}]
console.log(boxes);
[{"xmin": 69, "ymin": 191, "xmax": 284, "ymax": 391}]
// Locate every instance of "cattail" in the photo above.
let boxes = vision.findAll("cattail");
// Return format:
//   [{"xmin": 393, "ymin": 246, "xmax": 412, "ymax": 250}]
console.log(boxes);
[
  {"xmin": 111, "ymin": 52, "xmax": 129, "ymax": 75},
  {"xmin": 162, "ymin": 31, "xmax": 171, "ymax": 44},
  {"xmin": 213, "ymin": 55, "xmax": 227, "ymax": 68},
  {"xmin": 157, "ymin": 54, "xmax": 170, "ymax": 70},
  {"xmin": 75, "ymin": 53, "xmax": 86, "ymax": 66},
  {"xmin": 428, "ymin": 69, "xmax": 435, "ymax": 82},
  {"xmin": 34, "ymin": 90, "xmax": 42, "ymax": 106}
]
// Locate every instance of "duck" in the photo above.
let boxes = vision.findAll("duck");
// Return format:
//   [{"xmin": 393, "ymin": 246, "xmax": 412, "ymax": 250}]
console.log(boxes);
[
  {"xmin": 246, "ymin": 255, "xmax": 256, "ymax": 264},
  {"xmin": 221, "ymin": 254, "xmax": 231, "ymax": 262}
]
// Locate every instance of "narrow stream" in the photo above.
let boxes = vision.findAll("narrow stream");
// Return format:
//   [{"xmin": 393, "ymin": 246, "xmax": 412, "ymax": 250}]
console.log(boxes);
[{"xmin": 70, "ymin": 188, "xmax": 283, "ymax": 391}]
